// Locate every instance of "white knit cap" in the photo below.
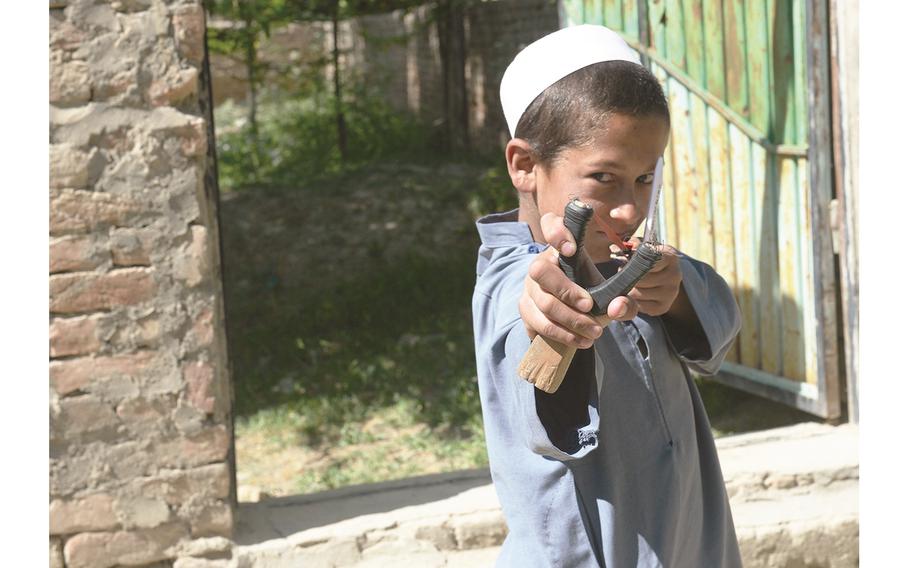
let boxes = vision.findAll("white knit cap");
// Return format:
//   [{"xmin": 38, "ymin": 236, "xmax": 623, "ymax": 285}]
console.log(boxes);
[{"xmin": 500, "ymin": 25, "xmax": 642, "ymax": 137}]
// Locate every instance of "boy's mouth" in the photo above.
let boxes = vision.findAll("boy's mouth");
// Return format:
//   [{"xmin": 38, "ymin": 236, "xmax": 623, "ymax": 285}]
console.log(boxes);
[
  {"xmin": 589, "ymin": 210, "xmax": 641, "ymax": 248},
  {"xmin": 595, "ymin": 228, "xmax": 636, "ymax": 247}
]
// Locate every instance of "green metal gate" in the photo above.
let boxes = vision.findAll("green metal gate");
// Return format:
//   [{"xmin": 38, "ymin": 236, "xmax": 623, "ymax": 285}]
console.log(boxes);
[{"xmin": 558, "ymin": 0, "xmax": 840, "ymax": 418}]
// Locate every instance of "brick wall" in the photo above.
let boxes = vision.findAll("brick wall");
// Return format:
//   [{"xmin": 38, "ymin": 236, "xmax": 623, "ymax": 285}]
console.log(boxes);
[
  {"xmin": 465, "ymin": 0, "xmax": 560, "ymax": 151},
  {"xmin": 49, "ymin": 1, "xmax": 234, "ymax": 566}
]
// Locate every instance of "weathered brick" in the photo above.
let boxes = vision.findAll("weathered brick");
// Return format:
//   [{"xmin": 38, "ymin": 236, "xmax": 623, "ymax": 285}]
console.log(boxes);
[
  {"xmin": 50, "ymin": 493, "xmax": 119, "ymax": 534},
  {"xmin": 183, "ymin": 360, "xmax": 215, "ymax": 414},
  {"xmin": 173, "ymin": 402, "xmax": 207, "ymax": 435},
  {"xmin": 450, "ymin": 510, "xmax": 507, "ymax": 549},
  {"xmin": 67, "ymin": 0, "xmax": 119, "ymax": 34},
  {"xmin": 50, "ymin": 235, "xmax": 102, "ymax": 273},
  {"xmin": 63, "ymin": 523, "xmax": 187, "ymax": 568},
  {"xmin": 56, "ymin": 395, "xmax": 121, "ymax": 442},
  {"xmin": 107, "ymin": 440, "xmax": 156, "ymax": 481},
  {"xmin": 107, "ymin": 315, "xmax": 164, "ymax": 351},
  {"xmin": 50, "ymin": 267, "xmax": 156, "ymax": 314},
  {"xmin": 138, "ymin": 464, "xmax": 232, "ymax": 506},
  {"xmin": 115, "ymin": 495, "xmax": 172, "ymax": 529},
  {"xmin": 49, "ymin": 143, "xmax": 103, "ymax": 189},
  {"xmin": 50, "ymin": 538, "xmax": 64, "ymax": 568},
  {"xmin": 188, "ymin": 501, "xmax": 233, "ymax": 538},
  {"xmin": 49, "ymin": 315, "xmax": 102, "ymax": 357},
  {"xmin": 50, "ymin": 189, "xmax": 144, "ymax": 235},
  {"xmin": 172, "ymin": 5, "xmax": 206, "ymax": 65},
  {"xmin": 186, "ymin": 307, "xmax": 214, "ymax": 351},
  {"xmin": 169, "ymin": 536, "xmax": 233, "ymax": 562},
  {"xmin": 110, "ymin": 227, "xmax": 153, "ymax": 267},
  {"xmin": 156, "ymin": 425, "xmax": 230, "ymax": 469},
  {"xmin": 50, "ymin": 13, "xmax": 86, "ymax": 51},
  {"xmin": 149, "ymin": 67, "xmax": 199, "ymax": 107},
  {"xmin": 93, "ymin": 68, "xmax": 140, "ymax": 104},
  {"xmin": 179, "ymin": 119, "xmax": 208, "ymax": 158},
  {"xmin": 50, "ymin": 351, "xmax": 155, "ymax": 397},
  {"xmin": 49, "ymin": 55, "xmax": 91, "ymax": 106},
  {"xmin": 174, "ymin": 225, "xmax": 209, "ymax": 287},
  {"xmin": 173, "ymin": 557, "xmax": 232, "ymax": 568},
  {"xmin": 116, "ymin": 395, "xmax": 170, "ymax": 431},
  {"xmin": 50, "ymin": 443, "xmax": 117, "ymax": 497}
]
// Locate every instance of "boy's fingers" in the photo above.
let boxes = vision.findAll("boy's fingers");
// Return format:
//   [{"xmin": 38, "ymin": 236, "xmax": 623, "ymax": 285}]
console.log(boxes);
[
  {"xmin": 649, "ymin": 245, "xmax": 680, "ymax": 271},
  {"xmin": 606, "ymin": 296, "xmax": 638, "ymax": 321},
  {"xmin": 528, "ymin": 254, "xmax": 594, "ymax": 313},
  {"xmin": 520, "ymin": 291, "xmax": 598, "ymax": 348},
  {"xmin": 529, "ymin": 284, "xmax": 602, "ymax": 339},
  {"xmin": 540, "ymin": 212, "xmax": 577, "ymax": 256}
]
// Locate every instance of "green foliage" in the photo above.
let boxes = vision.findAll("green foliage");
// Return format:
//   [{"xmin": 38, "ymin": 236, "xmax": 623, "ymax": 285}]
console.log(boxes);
[
  {"xmin": 215, "ymin": 92, "xmax": 438, "ymax": 190},
  {"xmin": 223, "ymin": 161, "xmax": 490, "ymax": 493},
  {"xmin": 466, "ymin": 162, "xmax": 517, "ymax": 219},
  {"xmin": 229, "ymin": 225, "xmax": 480, "ymax": 427},
  {"xmin": 205, "ymin": 0, "xmax": 292, "ymax": 75}
]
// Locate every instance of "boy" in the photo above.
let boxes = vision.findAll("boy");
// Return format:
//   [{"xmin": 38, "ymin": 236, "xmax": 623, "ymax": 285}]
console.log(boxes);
[{"xmin": 472, "ymin": 25, "xmax": 743, "ymax": 567}]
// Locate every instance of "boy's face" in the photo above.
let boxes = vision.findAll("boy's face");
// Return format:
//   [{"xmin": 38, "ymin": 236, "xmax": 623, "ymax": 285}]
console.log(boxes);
[{"xmin": 535, "ymin": 113, "xmax": 670, "ymax": 263}]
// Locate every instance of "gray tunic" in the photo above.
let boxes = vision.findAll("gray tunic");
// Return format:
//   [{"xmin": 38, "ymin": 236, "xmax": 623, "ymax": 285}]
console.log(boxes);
[{"xmin": 472, "ymin": 210, "xmax": 743, "ymax": 567}]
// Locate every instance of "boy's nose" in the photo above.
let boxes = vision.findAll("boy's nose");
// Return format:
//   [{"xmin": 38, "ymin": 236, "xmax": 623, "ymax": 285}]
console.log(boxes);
[{"xmin": 609, "ymin": 201, "xmax": 639, "ymax": 224}]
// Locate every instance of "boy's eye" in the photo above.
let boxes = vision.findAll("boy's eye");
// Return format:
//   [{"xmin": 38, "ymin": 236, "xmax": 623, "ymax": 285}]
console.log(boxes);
[
  {"xmin": 636, "ymin": 173, "xmax": 655, "ymax": 184},
  {"xmin": 591, "ymin": 172, "xmax": 615, "ymax": 183}
]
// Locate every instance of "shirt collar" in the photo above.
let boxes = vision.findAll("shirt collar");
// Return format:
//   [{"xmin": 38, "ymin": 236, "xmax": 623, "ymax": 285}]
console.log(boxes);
[{"xmin": 476, "ymin": 209, "xmax": 540, "ymax": 247}]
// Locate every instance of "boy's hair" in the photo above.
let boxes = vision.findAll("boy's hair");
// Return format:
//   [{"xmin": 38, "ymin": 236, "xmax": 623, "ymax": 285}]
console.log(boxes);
[{"xmin": 514, "ymin": 60, "xmax": 670, "ymax": 168}]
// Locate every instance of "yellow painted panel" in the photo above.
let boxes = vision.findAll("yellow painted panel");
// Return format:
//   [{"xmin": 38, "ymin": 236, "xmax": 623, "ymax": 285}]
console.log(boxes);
[
  {"xmin": 688, "ymin": 93, "xmax": 715, "ymax": 267},
  {"xmin": 752, "ymin": 143, "xmax": 781, "ymax": 376},
  {"xmin": 778, "ymin": 156, "xmax": 805, "ymax": 381},
  {"xmin": 653, "ymin": 65, "xmax": 679, "ymax": 246},
  {"xmin": 798, "ymin": 158, "xmax": 818, "ymax": 386},
  {"xmin": 729, "ymin": 126, "xmax": 759, "ymax": 367},
  {"xmin": 707, "ymin": 108, "xmax": 739, "ymax": 363},
  {"xmin": 667, "ymin": 77, "xmax": 697, "ymax": 256}
]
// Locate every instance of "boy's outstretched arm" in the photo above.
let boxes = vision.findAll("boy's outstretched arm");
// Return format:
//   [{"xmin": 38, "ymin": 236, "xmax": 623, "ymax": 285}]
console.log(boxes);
[{"xmin": 506, "ymin": 213, "xmax": 640, "ymax": 459}]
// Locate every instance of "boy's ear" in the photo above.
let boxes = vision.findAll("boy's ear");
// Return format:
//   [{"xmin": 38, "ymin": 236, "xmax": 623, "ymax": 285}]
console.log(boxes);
[{"xmin": 505, "ymin": 139, "xmax": 538, "ymax": 195}]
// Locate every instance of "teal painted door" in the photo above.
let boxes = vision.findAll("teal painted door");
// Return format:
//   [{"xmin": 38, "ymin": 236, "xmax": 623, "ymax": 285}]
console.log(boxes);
[{"xmin": 559, "ymin": 0, "xmax": 840, "ymax": 418}]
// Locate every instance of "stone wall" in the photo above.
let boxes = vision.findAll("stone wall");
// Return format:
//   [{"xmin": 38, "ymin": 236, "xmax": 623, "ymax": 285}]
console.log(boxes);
[{"xmin": 49, "ymin": 1, "xmax": 234, "ymax": 567}]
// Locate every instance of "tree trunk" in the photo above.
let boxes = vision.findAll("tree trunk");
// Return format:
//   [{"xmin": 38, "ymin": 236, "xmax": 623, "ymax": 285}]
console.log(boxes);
[
  {"xmin": 332, "ymin": 2, "xmax": 348, "ymax": 161},
  {"xmin": 242, "ymin": 13, "xmax": 262, "ymax": 170},
  {"xmin": 438, "ymin": 0, "xmax": 468, "ymax": 153}
]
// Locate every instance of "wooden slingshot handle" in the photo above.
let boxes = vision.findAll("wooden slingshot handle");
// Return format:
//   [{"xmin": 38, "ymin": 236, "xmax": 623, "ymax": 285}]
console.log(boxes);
[
  {"xmin": 517, "ymin": 335, "xmax": 577, "ymax": 394},
  {"xmin": 517, "ymin": 314, "xmax": 611, "ymax": 393}
]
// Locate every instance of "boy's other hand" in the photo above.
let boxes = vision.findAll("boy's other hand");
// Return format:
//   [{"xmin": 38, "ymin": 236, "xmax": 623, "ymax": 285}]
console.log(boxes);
[
  {"xmin": 626, "ymin": 240, "xmax": 683, "ymax": 316},
  {"xmin": 519, "ymin": 213, "xmax": 638, "ymax": 349}
]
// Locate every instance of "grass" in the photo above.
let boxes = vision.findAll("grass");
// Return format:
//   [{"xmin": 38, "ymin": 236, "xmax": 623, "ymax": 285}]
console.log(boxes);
[{"xmin": 220, "ymin": 159, "xmax": 504, "ymax": 496}]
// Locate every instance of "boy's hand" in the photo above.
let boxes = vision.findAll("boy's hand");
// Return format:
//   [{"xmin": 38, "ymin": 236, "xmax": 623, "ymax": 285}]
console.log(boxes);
[
  {"xmin": 519, "ymin": 213, "xmax": 638, "ymax": 349},
  {"xmin": 626, "ymin": 239, "xmax": 684, "ymax": 317}
]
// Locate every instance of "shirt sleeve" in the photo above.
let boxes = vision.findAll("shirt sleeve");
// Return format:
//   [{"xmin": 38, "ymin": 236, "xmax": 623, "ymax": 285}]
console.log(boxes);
[
  {"xmin": 488, "ymin": 261, "xmax": 601, "ymax": 462},
  {"xmin": 661, "ymin": 255, "xmax": 742, "ymax": 376}
]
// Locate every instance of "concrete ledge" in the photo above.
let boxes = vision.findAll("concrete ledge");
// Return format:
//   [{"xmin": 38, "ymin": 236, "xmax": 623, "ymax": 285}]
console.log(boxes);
[{"xmin": 197, "ymin": 423, "xmax": 857, "ymax": 567}]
